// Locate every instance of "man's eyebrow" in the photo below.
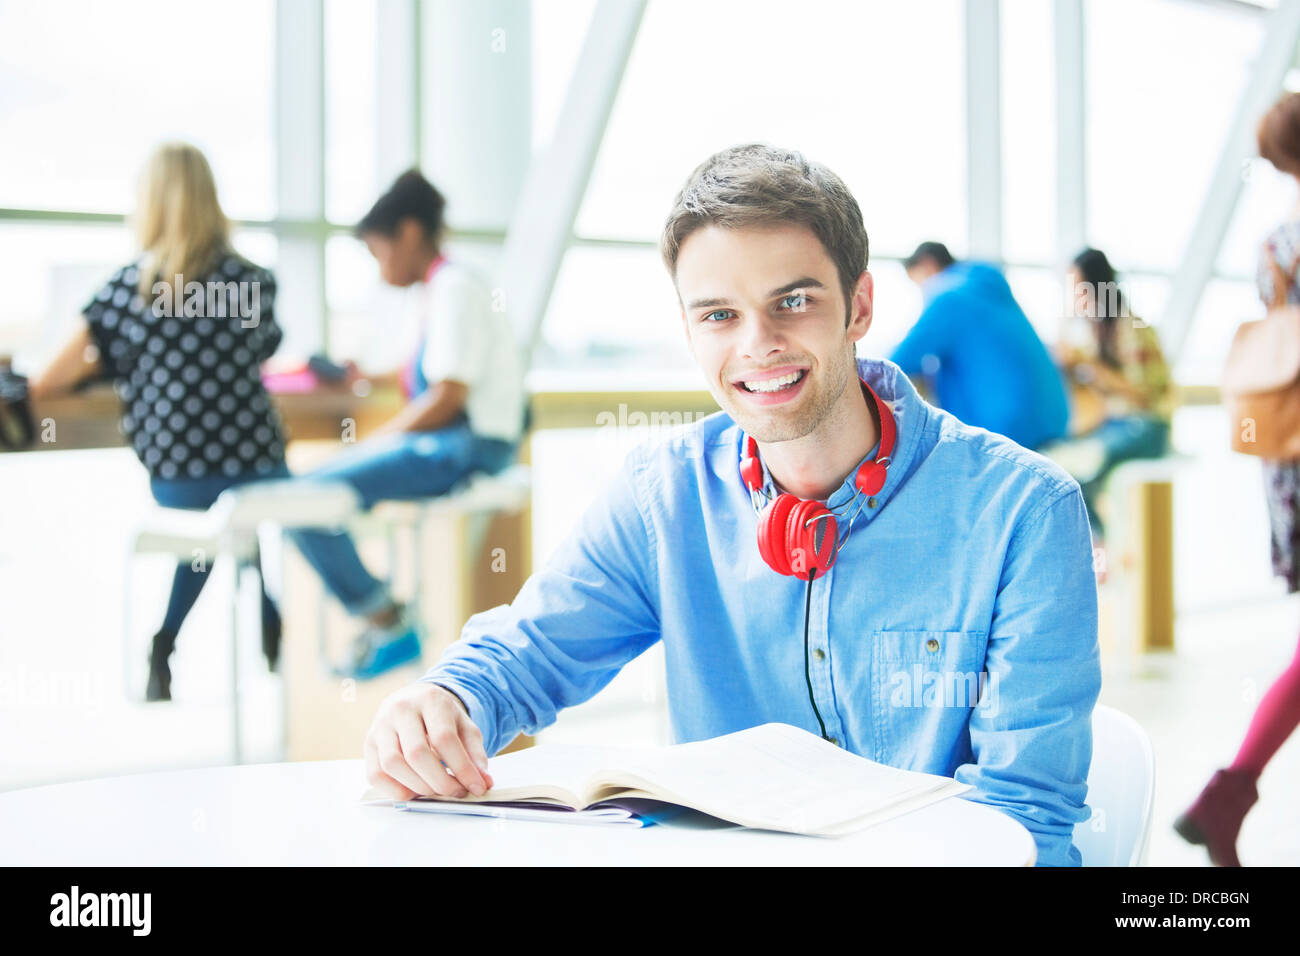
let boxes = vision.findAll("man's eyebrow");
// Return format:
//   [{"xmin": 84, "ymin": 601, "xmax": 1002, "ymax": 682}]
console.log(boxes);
[{"xmin": 685, "ymin": 277, "xmax": 827, "ymax": 311}]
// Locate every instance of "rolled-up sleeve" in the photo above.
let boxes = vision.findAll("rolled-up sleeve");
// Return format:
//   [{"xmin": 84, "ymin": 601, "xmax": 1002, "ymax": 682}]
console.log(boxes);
[
  {"xmin": 418, "ymin": 444, "xmax": 662, "ymax": 757},
  {"xmin": 954, "ymin": 484, "xmax": 1101, "ymax": 867}
]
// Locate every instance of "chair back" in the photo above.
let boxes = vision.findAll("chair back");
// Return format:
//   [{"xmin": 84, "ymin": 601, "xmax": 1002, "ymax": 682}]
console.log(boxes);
[{"xmin": 1073, "ymin": 704, "xmax": 1156, "ymax": 866}]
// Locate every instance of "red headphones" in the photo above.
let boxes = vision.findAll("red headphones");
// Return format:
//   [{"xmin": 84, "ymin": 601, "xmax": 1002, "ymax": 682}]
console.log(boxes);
[{"xmin": 740, "ymin": 378, "xmax": 897, "ymax": 581}]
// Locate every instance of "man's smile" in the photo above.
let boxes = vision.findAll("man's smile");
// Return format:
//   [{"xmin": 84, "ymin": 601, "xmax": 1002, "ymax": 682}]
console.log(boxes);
[{"xmin": 730, "ymin": 365, "xmax": 810, "ymax": 405}]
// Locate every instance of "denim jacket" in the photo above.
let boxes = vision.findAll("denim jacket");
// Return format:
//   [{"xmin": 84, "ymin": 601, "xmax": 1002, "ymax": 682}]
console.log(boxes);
[{"xmin": 421, "ymin": 356, "xmax": 1102, "ymax": 866}]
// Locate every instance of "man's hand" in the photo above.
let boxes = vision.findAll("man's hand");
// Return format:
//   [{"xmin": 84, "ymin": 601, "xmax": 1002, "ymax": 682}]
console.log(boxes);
[{"xmin": 364, "ymin": 682, "xmax": 495, "ymax": 800}]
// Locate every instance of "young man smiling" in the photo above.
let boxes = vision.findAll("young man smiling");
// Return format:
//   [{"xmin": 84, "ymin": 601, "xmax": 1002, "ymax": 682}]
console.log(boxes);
[{"xmin": 362, "ymin": 144, "xmax": 1102, "ymax": 867}]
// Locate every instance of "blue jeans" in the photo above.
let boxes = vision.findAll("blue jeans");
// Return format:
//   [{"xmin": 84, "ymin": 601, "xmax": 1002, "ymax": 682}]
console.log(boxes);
[
  {"xmin": 287, "ymin": 414, "xmax": 519, "ymax": 615},
  {"xmin": 1073, "ymin": 414, "xmax": 1170, "ymax": 537},
  {"xmin": 150, "ymin": 416, "xmax": 519, "ymax": 630}
]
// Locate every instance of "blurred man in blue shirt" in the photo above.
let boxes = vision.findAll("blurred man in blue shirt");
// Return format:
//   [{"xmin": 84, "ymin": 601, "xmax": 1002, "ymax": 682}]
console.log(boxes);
[
  {"xmin": 362, "ymin": 146, "xmax": 1101, "ymax": 867},
  {"xmin": 891, "ymin": 242, "xmax": 1070, "ymax": 451}
]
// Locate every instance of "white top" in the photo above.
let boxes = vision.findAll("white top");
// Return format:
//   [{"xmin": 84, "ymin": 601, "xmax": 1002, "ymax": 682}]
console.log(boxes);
[
  {"xmin": 419, "ymin": 259, "xmax": 525, "ymax": 443},
  {"xmin": 0, "ymin": 760, "xmax": 1036, "ymax": 866}
]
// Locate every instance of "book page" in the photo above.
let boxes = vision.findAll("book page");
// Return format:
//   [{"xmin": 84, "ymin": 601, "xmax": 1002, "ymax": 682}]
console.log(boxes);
[
  {"xmin": 598, "ymin": 723, "xmax": 960, "ymax": 833},
  {"xmin": 425, "ymin": 741, "xmax": 640, "ymax": 808}
]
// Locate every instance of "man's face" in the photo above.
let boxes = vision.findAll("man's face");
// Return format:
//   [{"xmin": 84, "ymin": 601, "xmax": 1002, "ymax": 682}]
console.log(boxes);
[
  {"xmin": 361, "ymin": 218, "xmax": 427, "ymax": 287},
  {"xmin": 675, "ymin": 222, "xmax": 872, "ymax": 443}
]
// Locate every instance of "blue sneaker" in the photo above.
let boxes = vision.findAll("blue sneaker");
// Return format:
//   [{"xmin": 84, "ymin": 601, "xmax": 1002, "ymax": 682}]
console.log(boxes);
[{"xmin": 335, "ymin": 617, "xmax": 423, "ymax": 681}]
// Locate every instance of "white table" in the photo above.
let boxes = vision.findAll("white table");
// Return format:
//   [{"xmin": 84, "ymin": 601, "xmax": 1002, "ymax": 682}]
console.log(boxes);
[{"xmin": 0, "ymin": 760, "xmax": 1037, "ymax": 866}]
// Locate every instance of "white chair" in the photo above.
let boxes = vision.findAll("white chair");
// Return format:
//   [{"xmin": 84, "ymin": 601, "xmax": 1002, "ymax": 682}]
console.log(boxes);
[
  {"xmin": 1073, "ymin": 704, "xmax": 1156, "ymax": 866},
  {"xmin": 125, "ymin": 480, "xmax": 362, "ymax": 763}
]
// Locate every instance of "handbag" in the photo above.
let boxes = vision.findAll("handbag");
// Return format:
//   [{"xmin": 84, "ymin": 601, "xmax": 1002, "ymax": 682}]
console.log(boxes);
[{"xmin": 1222, "ymin": 242, "xmax": 1300, "ymax": 459}]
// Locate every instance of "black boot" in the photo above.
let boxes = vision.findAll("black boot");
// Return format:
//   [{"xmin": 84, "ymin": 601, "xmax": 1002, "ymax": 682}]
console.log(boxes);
[
  {"xmin": 262, "ymin": 613, "xmax": 282, "ymax": 673},
  {"xmin": 257, "ymin": 555, "xmax": 282, "ymax": 673},
  {"xmin": 146, "ymin": 630, "xmax": 176, "ymax": 702}
]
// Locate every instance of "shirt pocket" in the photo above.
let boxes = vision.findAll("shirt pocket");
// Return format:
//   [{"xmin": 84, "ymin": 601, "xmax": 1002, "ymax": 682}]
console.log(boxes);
[{"xmin": 870, "ymin": 629, "xmax": 989, "ymax": 771}]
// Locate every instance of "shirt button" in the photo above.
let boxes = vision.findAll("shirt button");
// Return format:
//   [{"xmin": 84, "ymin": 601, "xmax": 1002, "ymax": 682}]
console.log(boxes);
[
  {"xmin": 813, "ymin": 648, "xmax": 826, "ymax": 662},
  {"xmin": 867, "ymin": 497, "xmax": 878, "ymax": 508},
  {"xmin": 926, "ymin": 638, "xmax": 940, "ymax": 652},
  {"xmin": 828, "ymin": 736, "xmax": 840, "ymax": 747}
]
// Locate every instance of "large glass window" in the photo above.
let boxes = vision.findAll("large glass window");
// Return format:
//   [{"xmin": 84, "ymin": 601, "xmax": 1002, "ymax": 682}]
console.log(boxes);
[
  {"xmin": 0, "ymin": 0, "xmax": 274, "ymax": 219},
  {"xmin": 1001, "ymin": 0, "xmax": 1055, "ymax": 266},
  {"xmin": 1085, "ymin": 0, "xmax": 1260, "ymax": 274},
  {"xmin": 530, "ymin": 0, "xmax": 597, "ymax": 155},
  {"xmin": 540, "ymin": 0, "xmax": 964, "ymax": 370},
  {"xmin": 573, "ymin": 0, "xmax": 965, "ymax": 249},
  {"xmin": 1218, "ymin": 156, "xmax": 1297, "ymax": 280},
  {"xmin": 0, "ymin": 222, "xmax": 133, "ymax": 360},
  {"xmin": 1178, "ymin": 277, "xmax": 1261, "ymax": 385},
  {"xmin": 535, "ymin": 245, "xmax": 685, "ymax": 371},
  {"xmin": 325, "ymin": 0, "xmax": 378, "ymax": 225}
]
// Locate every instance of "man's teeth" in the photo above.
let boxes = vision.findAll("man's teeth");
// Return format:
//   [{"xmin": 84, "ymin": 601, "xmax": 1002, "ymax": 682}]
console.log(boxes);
[{"xmin": 743, "ymin": 370, "xmax": 804, "ymax": 393}]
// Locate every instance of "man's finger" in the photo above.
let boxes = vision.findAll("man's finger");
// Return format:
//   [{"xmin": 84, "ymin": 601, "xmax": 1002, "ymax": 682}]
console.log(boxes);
[
  {"xmin": 456, "ymin": 713, "xmax": 495, "ymax": 790},
  {"xmin": 394, "ymin": 709, "xmax": 466, "ymax": 797},
  {"xmin": 373, "ymin": 728, "xmax": 440, "ymax": 798},
  {"xmin": 424, "ymin": 719, "xmax": 490, "ymax": 796},
  {"xmin": 364, "ymin": 738, "xmax": 417, "ymax": 800}
]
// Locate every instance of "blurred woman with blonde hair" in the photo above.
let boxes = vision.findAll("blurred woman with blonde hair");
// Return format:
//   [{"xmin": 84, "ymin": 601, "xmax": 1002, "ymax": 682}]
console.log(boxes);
[{"xmin": 26, "ymin": 142, "xmax": 290, "ymax": 700}]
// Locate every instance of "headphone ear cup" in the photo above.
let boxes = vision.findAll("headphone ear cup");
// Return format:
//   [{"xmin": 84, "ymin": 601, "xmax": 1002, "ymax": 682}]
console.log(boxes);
[
  {"xmin": 788, "ymin": 498, "xmax": 838, "ymax": 579},
  {"xmin": 757, "ymin": 493, "xmax": 798, "ymax": 576}
]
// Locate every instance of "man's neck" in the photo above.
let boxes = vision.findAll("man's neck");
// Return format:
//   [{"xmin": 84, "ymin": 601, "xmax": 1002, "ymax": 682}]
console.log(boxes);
[
  {"xmin": 416, "ymin": 245, "xmax": 442, "ymax": 283},
  {"xmin": 761, "ymin": 376, "xmax": 880, "ymax": 501}
]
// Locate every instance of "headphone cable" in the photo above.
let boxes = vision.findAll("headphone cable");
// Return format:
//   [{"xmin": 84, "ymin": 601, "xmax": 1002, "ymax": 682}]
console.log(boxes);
[{"xmin": 803, "ymin": 567, "xmax": 830, "ymax": 742}]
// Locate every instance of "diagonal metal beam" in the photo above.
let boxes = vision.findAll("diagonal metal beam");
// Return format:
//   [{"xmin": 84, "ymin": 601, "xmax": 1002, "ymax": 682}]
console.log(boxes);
[
  {"xmin": 495, "ymin": 0, "xmax": 648, "ymax": 368},
  {"xmin": 1162, "ymin": 0, "xmax": 1300, "ymax": 361}
]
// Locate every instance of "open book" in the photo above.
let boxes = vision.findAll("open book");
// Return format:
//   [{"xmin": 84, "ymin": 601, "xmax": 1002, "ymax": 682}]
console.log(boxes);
[{"xmin": 362, "ymin": 722, "xmax": 971, "ymax": 835}]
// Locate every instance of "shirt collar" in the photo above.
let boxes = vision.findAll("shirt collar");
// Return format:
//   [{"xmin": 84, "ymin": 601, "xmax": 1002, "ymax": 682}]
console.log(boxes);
[
  {"xmin": 424, "ymin": 253, "xmax": 448, "ymax": 283},
  {"xmin": 740, "ymin": 356, "xmax": 926, "ymax": 515}
]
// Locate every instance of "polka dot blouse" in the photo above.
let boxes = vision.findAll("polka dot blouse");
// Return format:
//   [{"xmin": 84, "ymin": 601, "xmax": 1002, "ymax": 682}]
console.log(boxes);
[{"xmin": 83, "ymin": 252, "xmax": 289, "ymax": 481}]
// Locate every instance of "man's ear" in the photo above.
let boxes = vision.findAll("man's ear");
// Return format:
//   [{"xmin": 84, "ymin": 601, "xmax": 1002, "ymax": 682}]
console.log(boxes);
[{"xmin": 846, "ymin": 270, "xmax": 873, "ymax": 346}]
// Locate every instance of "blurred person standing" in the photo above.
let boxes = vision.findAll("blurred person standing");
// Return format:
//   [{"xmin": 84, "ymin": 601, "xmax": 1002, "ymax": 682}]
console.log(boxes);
[
  {"xmin": 1175, "ymin": 92, "xmax": 1300, "ymax": 866},
  {"xmin": 1055, "ymin": 248, "xmax": 1173, "ymax": 542},
  {"xmin": 890, "ymin": 241, "xmax": 1070, "ymax": 452}
]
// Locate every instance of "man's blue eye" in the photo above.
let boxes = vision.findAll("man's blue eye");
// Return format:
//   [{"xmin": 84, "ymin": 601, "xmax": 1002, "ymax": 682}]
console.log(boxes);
[
  {"xmin": 782, "ymin": 293, "xmax": 807, "ymax": 310},
  {"xmin": 704, "ymin": 310, "xmax": 731, "ymax": 322}
]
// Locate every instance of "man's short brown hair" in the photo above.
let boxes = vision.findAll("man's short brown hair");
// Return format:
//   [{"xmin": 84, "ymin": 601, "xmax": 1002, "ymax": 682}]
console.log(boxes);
[{"xmin": 660, "ymin": 144, "xmax": 869, "ymax": 318}]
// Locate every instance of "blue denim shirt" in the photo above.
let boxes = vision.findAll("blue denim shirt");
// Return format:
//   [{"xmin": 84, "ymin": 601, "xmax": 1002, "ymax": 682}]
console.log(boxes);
[{"xmin": 420, "ymin": 356, "xmax": 1101, "ymax": 866}]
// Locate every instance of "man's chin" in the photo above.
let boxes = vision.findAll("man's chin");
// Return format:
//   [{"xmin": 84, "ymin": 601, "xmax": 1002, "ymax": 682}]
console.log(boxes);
[{"xmin": 723, "ymin": 401, "xmax": 815, "ymax": 444}]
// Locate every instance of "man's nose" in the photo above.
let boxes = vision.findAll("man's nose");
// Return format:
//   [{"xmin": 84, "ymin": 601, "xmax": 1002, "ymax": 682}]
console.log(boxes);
[{"xmin": 738, "ymin": 311, "xmax": 787, "ymax": 360}]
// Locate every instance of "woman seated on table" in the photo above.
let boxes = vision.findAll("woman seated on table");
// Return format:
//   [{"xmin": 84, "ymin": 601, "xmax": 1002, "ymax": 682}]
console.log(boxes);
[
  {"xmin": 24, "ymin": 142, "xmax": 415, "ymax": 701},
  {"xmin": 1055, "ymin": 247, "xmax": 1175, "ymax": 546}
]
